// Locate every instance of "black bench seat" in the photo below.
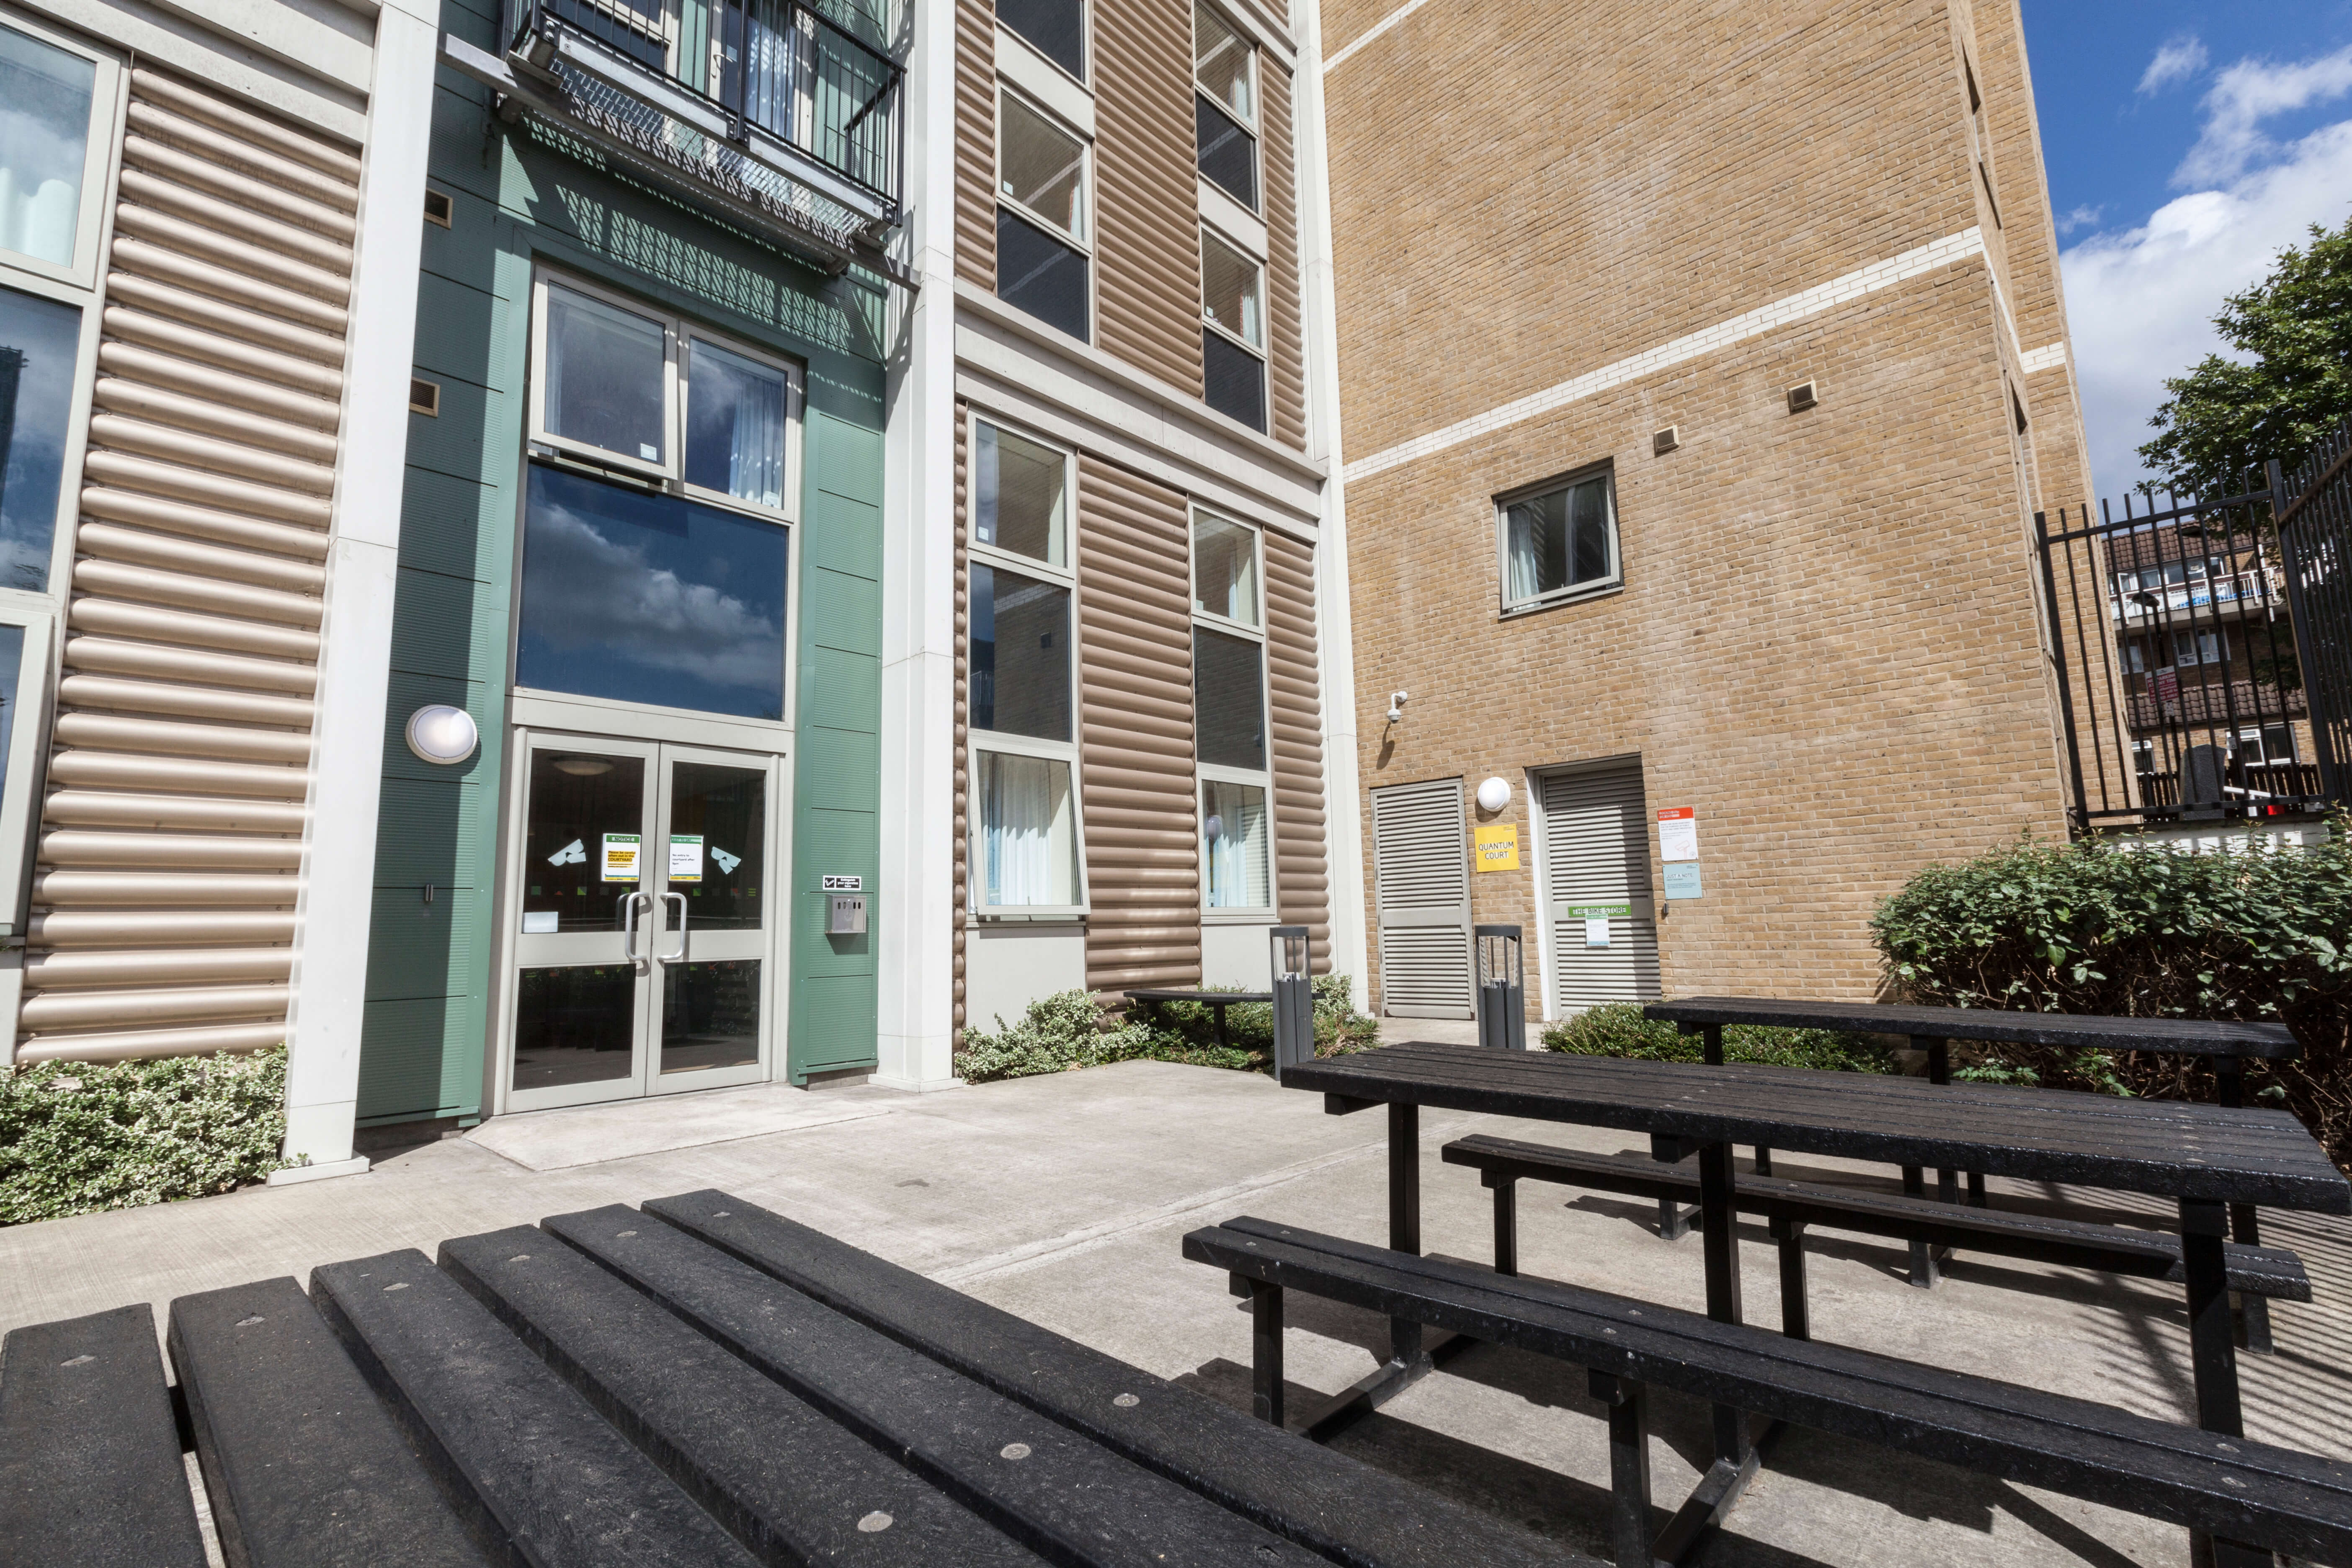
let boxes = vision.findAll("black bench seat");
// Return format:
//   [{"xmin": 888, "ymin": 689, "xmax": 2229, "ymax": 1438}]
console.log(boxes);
[
  {"xmin": 642, "ymin": 1187, "xmax": 1587, "ymax": 1568},
  {"xmin": 1443, "ymin": 1134, "xmax": 2311, "ymax": 1331},
  {"xmin": 1184, "ymin": 1216, "xmax": 2352, "ymax": 1568}
]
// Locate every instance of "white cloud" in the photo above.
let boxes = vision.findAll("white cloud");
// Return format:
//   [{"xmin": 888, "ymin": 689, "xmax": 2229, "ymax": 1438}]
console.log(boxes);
[
  {"xmin": 2056, "ymin": 203, "xmax": 2104, "ymax": 236},
  {"xmin": 2061, "ymin": 116, "xmax": 2352, "ymax": 495},
  {"xmin": 2175, "ymin": 45, "xmax": 2352, "ymax": 186},
  {"xmin": 2137, "ymin": 35, "xmax": 2208, "ymax": 95}
]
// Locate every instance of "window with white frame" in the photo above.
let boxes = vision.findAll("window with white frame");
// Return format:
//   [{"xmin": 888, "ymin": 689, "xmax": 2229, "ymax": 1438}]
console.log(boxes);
[
  {"xmin": 1200, "ymin": 227, "xmax": 1265, "ymax": 433},
  {"xmin": 520, "ymin": 271, "xmax": 802, "ymax": 721},
  {"xmin": 995, "ymin": 89, "xmax": 1092, "ymax": 343},
  {"xmin": 1497, "ymin": 464, "xmax": 1621, "ymax": 613},
  {"xmin": 2172, "ymin": 627, "xmax": 2224, "ymax": 666},
  {"xmin": 999, "ymin": 0, "xmax": 1085, "ymax": 80},
  {"xmin": 1193, "ymin": 0, "xmax": 1256, "ymax": 210},
  {"xmin": 1190, "ymin": 510, "xmax": 1271, "ymax": 913},
  {"xmin": 0, "ymin": 10, "xmax": 116, "ymax": 934},
  {"xmin": 969, "ymin": 417, "xmax": 1085, "ymax": 916}
]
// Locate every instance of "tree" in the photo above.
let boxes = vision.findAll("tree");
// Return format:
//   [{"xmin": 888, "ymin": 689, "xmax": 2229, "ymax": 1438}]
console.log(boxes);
[{"xmin": 2138, "ymin": 217, "xmax": 2352, "ymax": 498}]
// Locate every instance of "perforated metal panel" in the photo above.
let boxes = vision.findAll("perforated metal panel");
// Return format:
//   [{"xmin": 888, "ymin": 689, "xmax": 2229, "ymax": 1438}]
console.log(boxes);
[
  {"xmin": 1371, "ymin": 776, "xmax": 1470, "ymax": 1018},
  {"xmin": 1539, "ymin": 763, "xmax": 1661, "ymax": 1016}
]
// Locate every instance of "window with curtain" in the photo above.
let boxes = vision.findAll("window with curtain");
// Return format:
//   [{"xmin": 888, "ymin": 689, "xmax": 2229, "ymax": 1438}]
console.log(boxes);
[
  {"xmin": 686, "ymin": 338, "xmax": 790, "ymax": 511},
  {"xmin": 1190, "ymin": 509, "xmax": 1274, "ymax": 914},
  {"xmin": 1201, "ymin": 777, "xmax": 1269, "ymax": 909},
  {"xmin": 0, "ymin": 22, "xmax": 94, "ymax": 270},
  {"xmin": 996, "ymin": 93, "xmax": 1092, "ymax": 343},
  {"xmin": 1194, "ymin": 1, "xmax": 1257, "ymax": 209},
  {"xmin": 969, "ymin": 416, "xmax": 1084, "ymax": 914},
  {"xmin": 1191, "ymin": 512, "xmax": 1257, "ymax": 626},
  {"xmin": 1499, "ymin": 467, "xmax": 1619, "ymax": 612},
  {"xmin": 1200, "ymin": 229, "xmax": 1265, "ymax": 432}
]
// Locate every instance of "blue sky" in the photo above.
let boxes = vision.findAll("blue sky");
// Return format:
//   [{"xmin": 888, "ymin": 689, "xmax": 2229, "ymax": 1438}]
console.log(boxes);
[{"xmin": 2020, "ymin": 1, "xmax": 2352, "ymax": 493}]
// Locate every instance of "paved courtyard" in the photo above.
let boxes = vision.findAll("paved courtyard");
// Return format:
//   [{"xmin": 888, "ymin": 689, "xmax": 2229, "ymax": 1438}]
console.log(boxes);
[{"xmin": 4, "ymin": 1054, "xmax": 2347, "ymax": 1568}]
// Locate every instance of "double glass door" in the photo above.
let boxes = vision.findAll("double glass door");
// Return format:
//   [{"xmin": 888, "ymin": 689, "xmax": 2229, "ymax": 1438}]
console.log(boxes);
[{"xmin": 506, "ymin": 733, "xmax": 780, "ymax": 1109}]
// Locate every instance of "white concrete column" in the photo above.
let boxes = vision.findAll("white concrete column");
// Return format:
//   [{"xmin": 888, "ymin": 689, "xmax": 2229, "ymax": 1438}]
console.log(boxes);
[
  {"xmin": 1293, "ymin": 0, "xmax": 1370, "ymax": 1008},
  {"xmin": 872, "ymin": 0, "xmax": 960, "ymax": 1091},
  {"xmin": 275, "ymin": 0, "xmax": 438, "ymax": 1179}
]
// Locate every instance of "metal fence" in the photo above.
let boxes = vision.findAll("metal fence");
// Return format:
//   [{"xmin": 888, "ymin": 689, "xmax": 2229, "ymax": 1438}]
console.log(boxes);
[{"xmin": 2034, "ymin": 437, "xmax": 2352, "ymax": 831}]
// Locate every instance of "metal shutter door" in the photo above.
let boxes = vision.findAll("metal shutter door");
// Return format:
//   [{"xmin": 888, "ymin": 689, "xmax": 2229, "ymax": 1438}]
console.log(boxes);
[
  {"xmin": 1541, "ymin": 764, "xmax": 1662, "ymax": 1016},
  {"xmin": 1371, "ymin": 777, "xmax": 1470, "ymax": 1018},
  {"xmin": 15, "ymin": 68, "xmax": 355, "ymax": 1063}
]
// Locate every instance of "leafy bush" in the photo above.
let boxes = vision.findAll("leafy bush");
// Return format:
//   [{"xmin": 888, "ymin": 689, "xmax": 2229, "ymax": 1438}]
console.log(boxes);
[
  {"xmin": 1870, "ymin": 825, "xmax": 2352, "ymax": 1170},
  {"xmin": 1541, "ymin": 1001, "xmax": 1895, "ymax": 1073},
  {"xmin": 957, "ymin": 976, "xmax": 1381, "ymax": 1084},
  {"xmin": 2, "ymin": 1048, "xmax": 290, "ymax": 1226}
]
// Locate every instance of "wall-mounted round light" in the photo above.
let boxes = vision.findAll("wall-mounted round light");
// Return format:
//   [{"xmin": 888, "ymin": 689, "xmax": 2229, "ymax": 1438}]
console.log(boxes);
[
  {"xmin": 405, "ymin": 704, "xmax": 478, "ymax": 765},
  {"xmin": 1475, "ymin": 776, "xmax": 1512, "ymax": 813}
]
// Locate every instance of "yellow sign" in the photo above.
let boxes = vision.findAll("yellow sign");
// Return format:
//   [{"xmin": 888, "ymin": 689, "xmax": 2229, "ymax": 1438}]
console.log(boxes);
[{"xmin": 1474, "ymin": 823, "xmax": 1520, "ymax": 872}]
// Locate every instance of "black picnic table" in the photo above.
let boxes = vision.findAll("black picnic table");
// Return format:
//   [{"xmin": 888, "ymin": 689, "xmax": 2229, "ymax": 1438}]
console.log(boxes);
[
  {"xmin": 1281, "ymin": 1042, "xmax": 2350, "ymax": 1560},
  {"xmin": 1125, "ymin": 988, "xmax": 1274, "ymax": 1047},
  {"xmin": 1650, "ymin": 997, "xmax": 2304, "ymax": 1329},
  {"xmin": 0, "ymin": 1190, "xmax": 1598, "ymax": 1568}
]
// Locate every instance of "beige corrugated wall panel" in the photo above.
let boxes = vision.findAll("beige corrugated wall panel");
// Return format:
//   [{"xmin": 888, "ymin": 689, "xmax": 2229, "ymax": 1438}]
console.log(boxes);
[
  {"xmin": 1261, "ymin": 65, "xmax": 1306, "ymax": 451},
  {"xmin": 955, "ymin": 0, "xmax": 996, "ymax": 290},
  {"xmin": 1077, "ymin": 457, "xmax": 1199, "ymax": 990},
  {"xmin": 18, "ymin": 66, "xmax": 353, "ymax": 1065},
  {"xmin": 952, "ymin": 408, "xmax": 969, "ymax": 1038},
  {"xmin": 1092, "ymin": 0, "xmax": 1202, "ymax": 392},
  {"xmin": 1264, "ymin": 531, "xmax": 1328, "ymax": 966}
]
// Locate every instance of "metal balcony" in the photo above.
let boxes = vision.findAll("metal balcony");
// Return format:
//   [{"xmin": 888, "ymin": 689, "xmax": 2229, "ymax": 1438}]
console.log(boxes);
[{"xmin": 443, "ymin": 0, "xmax": 908, "ymax": 284}]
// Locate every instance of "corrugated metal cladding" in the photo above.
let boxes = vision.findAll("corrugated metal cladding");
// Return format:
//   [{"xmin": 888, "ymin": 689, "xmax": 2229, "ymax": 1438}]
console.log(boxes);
[
  {"xmin": 15, "ymin": 68, "xmax": 356, "ymax": 1064},
  {"xmin": 1370, "ymin": 777, "xmax": 1472, "ymax": 1018},
  {"xmin": 1075, "ymin": 456, "xmax": 1198, "ymax": 990},
  {"xmin": 952, "ymin": 407, "xmax": 970, "ymax": 1039},
  {"xmin": 1263, "ymin": 529, "xmax": 1327, "ymax": 966},
  {"xmin": 1259, "ymin": 64, "xmax": 1306, "ymax": 451},
  {"xmin": 1540, "ymin": 764, "xmax": 1662, "ymax": 1014},
  {"xmin": 954, "ymin": 0, "xmax": 995, "ymax": 290},
  {"xmin": 1091, "ymin": 0, "xmax": 1203, "ymax": 394}
]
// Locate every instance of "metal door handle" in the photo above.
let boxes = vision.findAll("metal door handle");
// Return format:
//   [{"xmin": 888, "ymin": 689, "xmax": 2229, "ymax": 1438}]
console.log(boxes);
[
  {"xmin": 620, "ymin": 890, "xmax": 652, "ymax": 965},
  {"xmin": 658, "ymin": 890, "xmax": 687, "ymax": 963}
]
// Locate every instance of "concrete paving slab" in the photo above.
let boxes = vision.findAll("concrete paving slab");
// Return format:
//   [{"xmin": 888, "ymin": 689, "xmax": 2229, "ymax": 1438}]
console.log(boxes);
[
  {"xmin": 2, "ymin": 1057, "xmax": 2347, "ymax": 1568},
  {"xmin": 461, "ymin": 1079, "xmax": 905, "ymax": 1171}
]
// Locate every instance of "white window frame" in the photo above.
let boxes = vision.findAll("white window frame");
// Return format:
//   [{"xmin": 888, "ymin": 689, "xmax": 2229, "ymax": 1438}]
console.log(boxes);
[
  {"xmin": 1189, "ymin": 505, "xmax": 1275, "ymax": 920},
  {"xmin": 998, "ymin": 0, "xmax": 1090, "ymax": 87},
  {"xmin": 677, "ymin": 329, "xmax": 806, "ymax": 525},
  {"xmin": 2172, "ymin": 627, "xmax": 2224, "ymax": 666},
  {"xmin": 527, "ymin": 271, "xmax": 680, "ymax": 483},
  {"xmin": 0, "ymin": 603, "xmax": 54, "ymax": 936},
  {"xmin": 996, "ymin": 85, "xmax": 1093, "ymax": 250},
  {"xmin": 0, "ymin": 7, "xmax": 121, "ymax": 294},
  {"xmin": 1199, "ymin": 223, "xmax": 1265, "ymax": 356},
  {"xmin": 1495, "ymin": 462, "xmax": 1624, "ymax": 616},
  {"xmin": 966, "ymin": 411, "xmax": 1088, "ymax": 921},
  {"xmin": 1192, "ymin": 0, "xmax": 1260, "ymax": 211}
]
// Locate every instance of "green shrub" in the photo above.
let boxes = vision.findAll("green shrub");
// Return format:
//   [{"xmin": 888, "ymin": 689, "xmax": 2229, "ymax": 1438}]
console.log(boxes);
[
  {"xmin": 1541, "ymin": 1001, "xmax": 1894, "ymax": 1073},
  {"xmin": 1870, "ymin": 824, "xmax": 2352, "ymax": 1170},
  {"xmin": 957, "ymin": 975, "xmax": 1381, "ymax": 1084},
  {"xmin": 2, "ymin": 1048, "xmax": 290, "ymax": 1226}
]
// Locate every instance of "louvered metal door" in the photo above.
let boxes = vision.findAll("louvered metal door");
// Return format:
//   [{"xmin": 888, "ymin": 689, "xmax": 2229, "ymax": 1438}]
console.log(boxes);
[
  {"xmin": 1371, "ymin": 777, "xmax": 1471, "ymax": 1018},
  {"xmin": 15, "ymin": 68, "xmax": 355, "ymax": 1063},
  {"xmin": 1540, "ymin": 763, "xmax": 1661, "ymax": 1017}
]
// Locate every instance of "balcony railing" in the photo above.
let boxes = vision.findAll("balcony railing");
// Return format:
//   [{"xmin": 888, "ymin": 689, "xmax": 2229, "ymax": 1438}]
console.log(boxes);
[{"xmin": 446, "ymin": 0, "xmax": 906, "ymax": 281}]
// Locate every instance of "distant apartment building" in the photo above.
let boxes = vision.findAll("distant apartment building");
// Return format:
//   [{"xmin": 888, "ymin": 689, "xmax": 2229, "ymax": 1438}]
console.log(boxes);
[
  {"xmin": 1322, "ymin": 0, "xmax": 2097, "ymax": 1019},
  {"xmin": 0, "ymin": 0, "xmax": 2102, "ymax": 1170}
]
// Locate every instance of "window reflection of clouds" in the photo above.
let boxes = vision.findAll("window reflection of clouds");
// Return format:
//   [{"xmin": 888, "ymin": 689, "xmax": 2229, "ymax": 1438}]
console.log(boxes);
[
  {"xmin": 517, "ymin": 467, "xmax": 787, "ymax": 720},
  {"xmin": 0, "ymin": 284, "xmax": 79, "ymax": 593}
]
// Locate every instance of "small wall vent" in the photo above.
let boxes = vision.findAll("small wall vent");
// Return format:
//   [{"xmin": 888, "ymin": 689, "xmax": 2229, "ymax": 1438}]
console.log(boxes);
[
  {"xmin": 1652, "ymin": 425, "xmax": 1680, "ymax": 455},
  {"xmin": 423, "ymin": 188, "xmax": 453, "ymax": 227},
  {"xmin": 410, "ymin": 378, "xmax": 441, "ymax": 417},
  {"xmin": 1786, "ymin": 380, "xmax": 1818, "ymax": 414}
]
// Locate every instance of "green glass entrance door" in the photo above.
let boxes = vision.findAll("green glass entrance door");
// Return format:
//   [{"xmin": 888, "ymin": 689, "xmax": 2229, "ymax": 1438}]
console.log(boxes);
[{"xmin": 505, "ymin": 732, "xmax": 780, "ymax": 1111}]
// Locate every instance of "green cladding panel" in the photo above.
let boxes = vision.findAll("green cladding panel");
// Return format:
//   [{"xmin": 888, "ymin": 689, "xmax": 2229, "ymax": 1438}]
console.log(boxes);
[{"xmin": 354, "ymin": 21, "xmax": 887, "ymax": 1123}]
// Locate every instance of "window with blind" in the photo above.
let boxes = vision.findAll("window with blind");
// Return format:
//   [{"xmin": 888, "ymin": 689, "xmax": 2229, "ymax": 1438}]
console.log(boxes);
[
  {"xmin": 1190, "ymin": 510, "xmax": 1272, "ymax": 913},
  {"xmin": 1497, "ymin": 463, "xmax": 1622, "ymax": 614}
]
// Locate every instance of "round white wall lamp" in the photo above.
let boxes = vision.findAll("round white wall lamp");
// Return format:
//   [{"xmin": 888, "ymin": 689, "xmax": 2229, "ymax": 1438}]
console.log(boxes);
[
  {"xmin": 1475, "ymin": 776, "xmax": 1512, "ymax": 813},
  {"xmin": 405, "ymin": 704, "xmax": 479, "ymax": 765}
]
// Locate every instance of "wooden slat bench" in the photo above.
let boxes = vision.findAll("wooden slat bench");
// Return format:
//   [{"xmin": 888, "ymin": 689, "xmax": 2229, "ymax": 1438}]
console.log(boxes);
[
  {"xmin": 1442, "ymin": 1133, "xmax": 2311, "ymax": 1339},
  {"xmin": 1185, "ymin": 1216, "xmax": 2352, "ymax": 1568},
  {"xmin": 0, "ymin": 1304, "xmax": 208, "ymax": 1568}
]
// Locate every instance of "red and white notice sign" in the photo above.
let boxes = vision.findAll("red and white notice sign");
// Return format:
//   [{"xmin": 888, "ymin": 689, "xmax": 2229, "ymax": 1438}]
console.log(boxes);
[{"xmin": 1656, "ymin": 807, "xmax": 1698, "ymax": 863}]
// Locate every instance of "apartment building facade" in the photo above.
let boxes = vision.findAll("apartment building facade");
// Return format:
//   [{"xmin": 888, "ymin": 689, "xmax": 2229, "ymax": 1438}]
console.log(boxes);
[
  {"xmin": 1325, "ymin": 0, "xmax": 2096, "ymax": 1019},
  {"xmin": 0, "ymin": 0, "xmax": 2100, "ymax": 1170}
]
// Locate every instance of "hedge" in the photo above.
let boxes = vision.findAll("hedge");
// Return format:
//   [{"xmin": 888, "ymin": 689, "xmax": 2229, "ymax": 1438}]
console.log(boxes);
[
  {"xmin": 2, "ymin": 1047, "xmax": 291, "ymax": 1226},
  {"xmin": 1542, "ymin": 1001, "xmax": 1894, "ymax": 1073},
  {"xmin": 957, "ymin": 977, "xmax": 1380, "ymax": 1084},
  {"xmin": 1870, "ymin": 824, "xmax": 2352, "ymax": 1171}
]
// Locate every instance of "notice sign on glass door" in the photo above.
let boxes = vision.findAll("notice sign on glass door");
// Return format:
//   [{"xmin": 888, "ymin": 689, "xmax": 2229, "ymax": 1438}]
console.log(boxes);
[
  {"xmin": 601, "ymin": 833, "xmax": 640, "ymax": 882},
  {"xmin": 669, "ymin": 834, "xmax": 704, "ymax": 883}
]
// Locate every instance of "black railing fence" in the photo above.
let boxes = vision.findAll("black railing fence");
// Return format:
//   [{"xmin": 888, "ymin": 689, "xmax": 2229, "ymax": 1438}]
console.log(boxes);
[
  {"xmin": 512, "ymin": 0, "xmax": 902, "ymax": 221},
  {"xmin": 2035, "ymin": 431, "xmax": 2352, "ymax": 831}
]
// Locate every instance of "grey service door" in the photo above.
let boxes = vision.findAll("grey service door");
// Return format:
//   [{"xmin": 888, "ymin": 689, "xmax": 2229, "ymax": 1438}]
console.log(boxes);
[
  {"xmin": 1371, "ymin": 777, "xmax": 1473, "ymax": 1018},
  {"xmin": 1540, "ymin": 763, "xmax": 1662, "ymax": 1016}
]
